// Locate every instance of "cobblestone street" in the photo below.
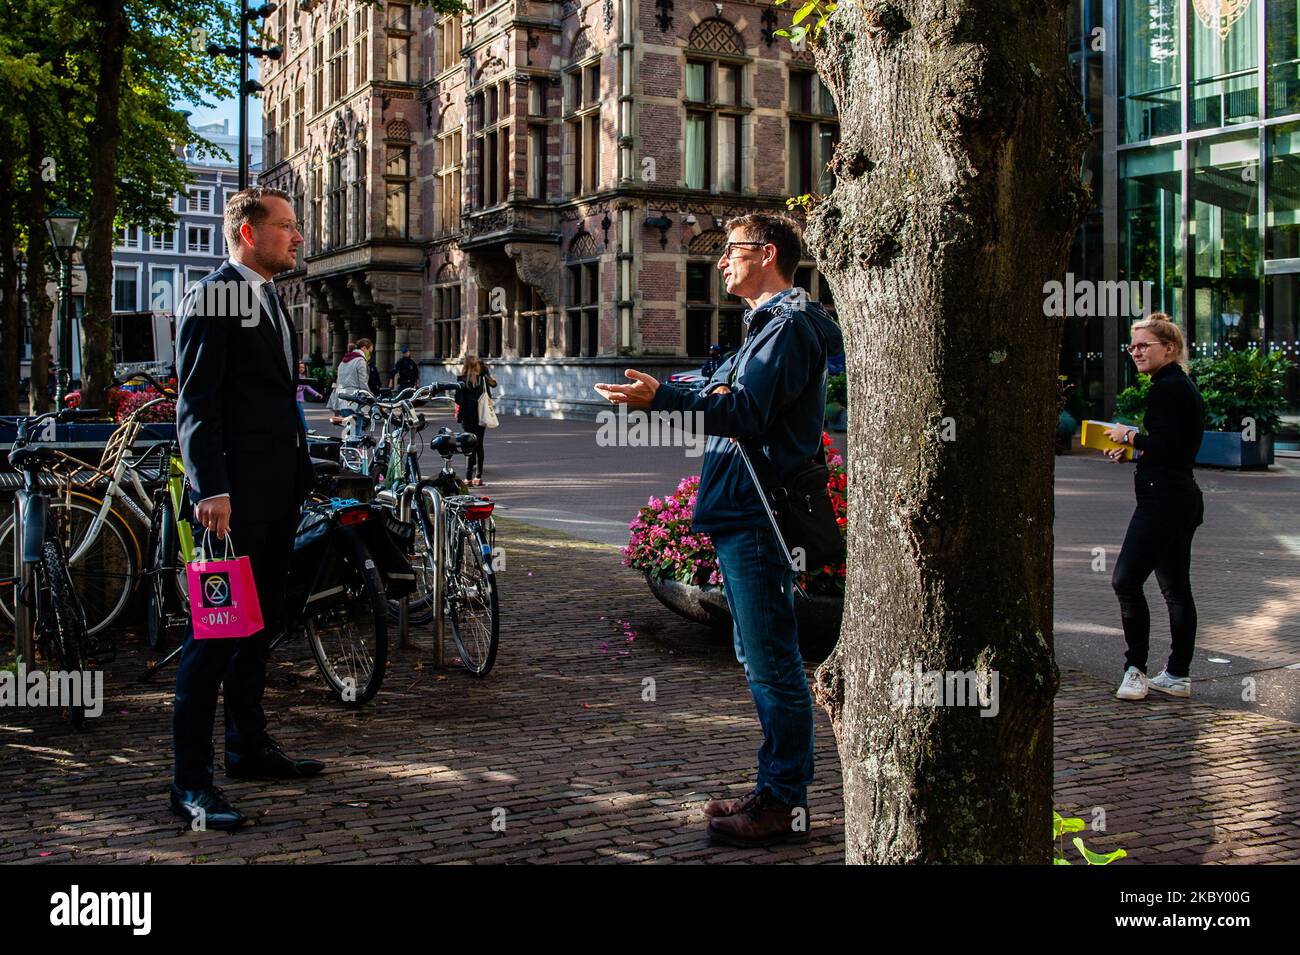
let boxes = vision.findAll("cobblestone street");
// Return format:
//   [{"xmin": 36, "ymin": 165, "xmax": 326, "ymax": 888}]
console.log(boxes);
[{"xmin": 2, "ymin": 508, "xmax": 1298, "ymax": 864}]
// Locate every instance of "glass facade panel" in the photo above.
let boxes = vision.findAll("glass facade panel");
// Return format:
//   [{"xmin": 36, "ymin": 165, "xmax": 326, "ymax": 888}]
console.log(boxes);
[
  {"xmin": 1190, "ymin": 0, "xmax": 1260, "ymax": 129},
  {"xmin": 1264, "ymin": 274, "xmax": 1300, "ymax": 447},
  {"xmin": 1191, "ymin": 133, "xmax": 1261, "ymax": 360},
  {"xmin": 1121, "ymin": 0, "xmax": 1182, "ymax": 142},
  {"xmin": 1267, "ymin": 121, "xmax": 1300, "ymax": 258},
  {"xmin": 1267, "ymin": 0, "xmax": 1300, "ymax": 116}
]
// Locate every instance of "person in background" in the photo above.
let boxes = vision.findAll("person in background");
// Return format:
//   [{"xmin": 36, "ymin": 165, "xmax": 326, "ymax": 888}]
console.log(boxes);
[
  {"xmin": 296, "ymin": 360, "xmax": 322, "ymax": 433},
  {"xmin": 1104, "ymin": 313, "xmax": 1205, "ymax": 702},
  {"xmin": 327, "ymin": 338, "xmax": 370, "ymax": 426},
  {"xmin": 390, "ymin": 345, "xmax": 420, "ymax": 391},
  {"xmin": 454, "ymin": 354, "xmax": 497, "ymax": 487}
]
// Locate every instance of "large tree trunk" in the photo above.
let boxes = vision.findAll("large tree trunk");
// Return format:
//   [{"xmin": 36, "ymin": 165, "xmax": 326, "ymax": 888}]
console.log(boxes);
[
  {"xmin": 806, "ymin": 1, "xmax": 1089, "ymax": 863},
  {"xmin": 26, "ymin": 111, "xmax": 54, "ymax": 414},
  {"xmin": 81, "ymin": 0, "xmax": 128, "ymax": 412}
]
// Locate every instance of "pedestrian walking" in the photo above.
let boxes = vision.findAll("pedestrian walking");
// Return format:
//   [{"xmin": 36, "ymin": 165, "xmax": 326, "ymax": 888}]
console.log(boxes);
[
  {"xmin": 389, "ymin": 345, "xmax": 419, "ymax": 390},
  {"xmin": 171, "ymin": 186, "xmax": 324, "ymax": 830},
  {"xmin": 1103, "ymin": 313, "xmax": 1206, "ymax": 701},
  {"xmin": 296, "ymin": 360, "xmax": 322, "ymax": 433},
  {"xmin": 595, "ymin": 213, "xmax": 843, "ymax": 847},
  {"xmin": 327, "ymin": 338, "xmax": 370, "ymax": 427},
  {"xmin": 455, "ymin": 354, "xmax": 497, "ymax": 486}
]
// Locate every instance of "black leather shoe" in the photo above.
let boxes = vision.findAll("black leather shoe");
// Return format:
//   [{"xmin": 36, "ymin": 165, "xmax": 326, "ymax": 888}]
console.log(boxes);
[
  {"xmin": 170, "ymin": 785, "xmax": 244, "ymax": 830},
  {"xmin": 226, "ymin": 737, "xmax": 325, "ymax": 780}
]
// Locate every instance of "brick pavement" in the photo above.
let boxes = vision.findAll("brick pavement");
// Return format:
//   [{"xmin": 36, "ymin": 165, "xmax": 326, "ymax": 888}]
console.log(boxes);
[{"xmin": 1, "ymin": 517, "xmax": 1297, "ymax": 864}]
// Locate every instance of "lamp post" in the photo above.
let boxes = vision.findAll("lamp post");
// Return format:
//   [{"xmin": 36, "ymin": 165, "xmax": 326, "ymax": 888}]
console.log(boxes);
[
  {"xmin": 206, "ymin": 2, "xmax": 282, "ymax": 189},
  {"xmin": 45, "ymin": 205, "xmax": 82, "ymax": 410},
  {"xmin": 15, "ymin": 251, "xmax": 27, "ymax": 408}
]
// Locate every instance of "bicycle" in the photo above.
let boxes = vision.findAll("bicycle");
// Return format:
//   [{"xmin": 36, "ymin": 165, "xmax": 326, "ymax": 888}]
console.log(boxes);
[
  {"xmin": 335, "ymin": 385, "xmax": 500, "ymax": 676},
  {"xmin": 0, "ymin": 371, "xmax": 179, "ymax": 637},
  {"xmin": 5, "ymin": 407, "xmax": 109, "ymax": 726}
]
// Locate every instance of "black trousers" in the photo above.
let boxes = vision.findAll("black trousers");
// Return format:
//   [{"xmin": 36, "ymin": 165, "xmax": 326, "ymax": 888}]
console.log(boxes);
[
  {"xmin": 465, "ymin": 425, "xmax": 487, "ymax": 480},
  {"xmin": 1111, "ymin": 481, "xmax": 1203, "ymax": 679},
  {"xmin": 173, "ymin": 511, "xmax": 298, "ymax": 790}
]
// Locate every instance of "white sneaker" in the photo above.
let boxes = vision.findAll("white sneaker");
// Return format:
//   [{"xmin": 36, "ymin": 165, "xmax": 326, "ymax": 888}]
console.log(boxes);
[
  {"xmin": 1148, "ymin": 670, "xmax": 1191, "ymax": 698},
  {"xmin": 1115, "ymin": 666, "xmax": 1148, "ymax": 701}
]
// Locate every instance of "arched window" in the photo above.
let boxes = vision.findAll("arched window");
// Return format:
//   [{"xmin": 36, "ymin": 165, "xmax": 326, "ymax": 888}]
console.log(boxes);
[
  {"xmin": 384, "ymin": 120, "xmax": 412, "ymax": 237},
  {"xmin": 684, "ymin": 19, "xmax": 748, "ymax": 193},
  {"xmin": 351, "ymin": 134, "xmax": 367, "ymax": 243},
  {"xmin": 565, "ymin": 231, "xmax": 599, "ymax": 357},
  {"xmin": 685, "ymin": 230, "xmax": 744, "ymax": 356},
  {"xmin": 310, "ymin": 151, "xmax": 323, "ymax": 252},
  {"xmin": 433, "ymin": 262, "xmax": 461, "ymax": 359}
]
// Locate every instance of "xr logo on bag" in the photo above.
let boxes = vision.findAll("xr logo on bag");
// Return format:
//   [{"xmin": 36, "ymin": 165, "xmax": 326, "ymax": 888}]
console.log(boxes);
[{"xmin": 201, "ymin": 572, "xmax": 232, "ymax": 608}]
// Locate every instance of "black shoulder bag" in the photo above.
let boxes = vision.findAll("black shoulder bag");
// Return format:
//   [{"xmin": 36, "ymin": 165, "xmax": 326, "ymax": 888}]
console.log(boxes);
[{"xmin": 726, "ymin": 311, "xmax": 845, "ymax": 589}]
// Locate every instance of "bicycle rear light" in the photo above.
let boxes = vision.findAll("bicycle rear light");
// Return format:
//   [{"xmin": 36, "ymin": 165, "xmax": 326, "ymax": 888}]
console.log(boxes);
[
  {"xmin": 339, "ymin": 507, "xmax": 370, "ymax": 526},
  {"xmin": 464, "ymin": 501, "xmax": 495, "ymax": 520}
]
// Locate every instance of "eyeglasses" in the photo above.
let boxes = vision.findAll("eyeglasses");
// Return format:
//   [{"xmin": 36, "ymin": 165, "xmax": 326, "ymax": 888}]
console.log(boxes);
[
  {"xmin": 270, "ymin": 221, "xmax": 302, "ymax": 233},
  {"xmin": 720, "ymin": 241, "xmax": 768, "ymax": 259},
  {"xmin": 1126, "ymin": 342, "xmax": 1165, "ymax": 354}
]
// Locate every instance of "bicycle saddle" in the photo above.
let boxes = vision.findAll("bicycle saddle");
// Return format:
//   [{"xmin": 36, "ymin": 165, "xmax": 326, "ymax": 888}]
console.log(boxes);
[
  {"xmin": 7, "ymin": 445, "xmax": 59, "ymax": 469},
  {"xmin": 454, "ymin": 432, "xmax": 478, "ymax": 452},
  {"xmin": 430, "ymin": 431, "xmax": 457, "ymax": 455},
  {"xmin": 311, "ymin": 458, "xmax": 341, "ymax": 478}
]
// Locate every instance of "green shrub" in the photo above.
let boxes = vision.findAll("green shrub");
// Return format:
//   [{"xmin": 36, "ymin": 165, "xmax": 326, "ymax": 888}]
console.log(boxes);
[
  {"xmin": 1113, "ymin": 374, "xmax": 1150, "ymax": 428},
  {"xmin": 826, "ymin": 372, "xmax": 847, "ymax": 408},
  {"xmin": 1189, "ymin": 349, "xmax": 1290, "ymax": 434}
]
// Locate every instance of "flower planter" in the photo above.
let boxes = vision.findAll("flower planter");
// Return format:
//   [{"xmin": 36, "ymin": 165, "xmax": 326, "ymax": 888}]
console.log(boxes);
[
  {"xmin": 646, "ymin": 573, "xmax": 843, "ymax": 644},
  {"xmin": 1195, "ymin": 431, "xmax": 1274, "ymax": 469}
]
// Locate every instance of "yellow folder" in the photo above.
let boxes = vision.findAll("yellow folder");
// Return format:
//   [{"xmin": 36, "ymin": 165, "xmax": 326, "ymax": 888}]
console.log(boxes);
[{"xmin": 1081, "ymin": 420, "xmax": 1135, "ymax": 461}]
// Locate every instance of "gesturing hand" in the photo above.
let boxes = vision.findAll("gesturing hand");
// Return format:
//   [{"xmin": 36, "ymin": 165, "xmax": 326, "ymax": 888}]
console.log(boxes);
[{"xmin": 593, "ymin": 369, "xmax": 660, "ymax": 411}]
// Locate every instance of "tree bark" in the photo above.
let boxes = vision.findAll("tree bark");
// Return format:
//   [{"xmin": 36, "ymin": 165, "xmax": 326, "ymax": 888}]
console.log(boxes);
[
  {"xmin": 805, "ymin": 1, "xmax": 1088, "ymax": 863},
  {"xmin": 26, "ymin": 108, "xmax": 54, "ymax": 414},
  {"xmin": 81, "ymin": 0, "xmax": 128, "ymax": 412}
]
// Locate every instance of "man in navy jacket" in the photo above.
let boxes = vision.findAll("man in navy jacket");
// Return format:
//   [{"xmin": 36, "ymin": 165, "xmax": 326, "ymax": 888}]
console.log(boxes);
[
  {"xmin": 171, "ymin": 187, "xmax": 323, "ymax": 830},
  {"xmin": 597, "ymin": 213, "xmax": 843, "ymax": 847}
]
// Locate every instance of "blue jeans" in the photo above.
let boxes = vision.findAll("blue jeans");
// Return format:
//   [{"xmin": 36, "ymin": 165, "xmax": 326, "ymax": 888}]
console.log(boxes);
[{"xmin": 711, "ymin": 525, "xmax": 814, "ymax": 807}]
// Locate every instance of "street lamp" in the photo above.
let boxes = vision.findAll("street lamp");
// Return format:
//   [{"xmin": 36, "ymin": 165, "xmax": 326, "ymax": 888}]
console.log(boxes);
[
  {"xmin": 45, "ymin": 205, "xmax": 82, "ymax": 409},
  {"xmin": 205, "ymin": 2, "xmax": 282, "ymax": 189}
]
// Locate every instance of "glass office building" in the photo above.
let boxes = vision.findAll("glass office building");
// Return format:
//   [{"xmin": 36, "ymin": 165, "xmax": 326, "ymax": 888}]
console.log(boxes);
[{"xmin": 1063, "ymin": 0, "xmax": 1300, "ymax": 448}]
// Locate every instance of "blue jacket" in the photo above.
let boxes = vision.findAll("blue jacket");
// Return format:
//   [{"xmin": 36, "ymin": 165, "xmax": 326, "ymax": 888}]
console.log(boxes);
[{"xmin": 650, "ymin": 288, "xmax": 844, "ymax": 535}]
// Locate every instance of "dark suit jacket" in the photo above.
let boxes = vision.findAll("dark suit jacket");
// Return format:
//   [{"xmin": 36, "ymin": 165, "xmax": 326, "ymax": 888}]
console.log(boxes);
[{"xmin": 176, "ymin": 260, "xmax": 314, "ymax": 524}]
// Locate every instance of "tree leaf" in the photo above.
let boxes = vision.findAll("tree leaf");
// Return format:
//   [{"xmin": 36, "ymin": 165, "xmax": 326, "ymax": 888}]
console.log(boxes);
[
  {"xmin": 792, "ymin": 1, "xmax": 819, "ymax": 26},
  {"xmin": 1073, "ymin": 838, "xmax": 1127, "ymax": 865}
]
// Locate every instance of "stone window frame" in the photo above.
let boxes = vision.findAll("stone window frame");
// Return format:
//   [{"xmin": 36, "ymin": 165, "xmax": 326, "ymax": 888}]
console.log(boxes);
[
  {"xmin": 683, "ymin": 19, "xmax": 750, "ymax": 194},
  {"xmin": 384, "ymin": 121, "xmax": 414, "ymax": 238},
  {"xmin": 437, "ymin": 126, "xmax": 464, "ymax": 234},
  {"xmin": 787, "ymin": 66, "xmax": 840, "ymax": 198},
  {"xmin": 470, "ymin": 77, "xmax": 513, "ymax": 209},
  {"xmin": 684, "ymin": 229, "xmax": 745, "ymax": 357},
  {"xmin": 563, "ymin": 56, "xmax": 601, "ymax": 197},
  {"xmin": 433, "ymin": 262, "xmax": 461, "ymax": 360},
  {"xmin": 565, "ymin": 231, "xmax": 600, "ymax": 358}
]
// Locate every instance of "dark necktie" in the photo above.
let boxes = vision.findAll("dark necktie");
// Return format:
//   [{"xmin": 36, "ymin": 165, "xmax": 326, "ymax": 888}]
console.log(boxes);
[{"xmin": 261, "ymin": 284, "xmax": 294, "ymax": 376}]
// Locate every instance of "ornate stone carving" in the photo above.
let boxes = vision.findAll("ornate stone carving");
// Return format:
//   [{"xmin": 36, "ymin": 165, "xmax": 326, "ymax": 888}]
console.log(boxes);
[{"xmin": 506, "ymin": 242, "xmax": 562, "ymax": 307}]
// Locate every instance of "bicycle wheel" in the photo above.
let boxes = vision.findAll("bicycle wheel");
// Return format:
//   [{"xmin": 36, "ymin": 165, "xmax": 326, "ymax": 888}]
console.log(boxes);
[
  {"xmin": 305, "ymin": 533, "xmax": 388, "ymax": 705},
  {"xmin": 0, "ymin": 497, "xmax": 136, "ymax": 637},
  {"xmin": 386, "ymin": 493, "xmax": 437, "ymax": 625},
  {"xmin": 39, "ymin": 540, "xmax": 87, "ymax": 727},
  {"xmin": 143, "ymin": 495, "xmax": 186, "ymax": 651},
  {"xmin": 446, "ymin": 519, "xmax": 499, "ymax": 677}
]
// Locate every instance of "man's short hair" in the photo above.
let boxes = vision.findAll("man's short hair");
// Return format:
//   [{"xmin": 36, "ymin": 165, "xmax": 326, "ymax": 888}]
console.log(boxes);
[
  {"xmin": 223, "ymin": 186, "xmax": 293, "ymax": 252},
  {"xmin": 356, "ymin": 337, "xmax": 373, "ymax": 350},
  {"xmin": 723, "ymin": 212, "xmax": 803, "ymax": 281}
]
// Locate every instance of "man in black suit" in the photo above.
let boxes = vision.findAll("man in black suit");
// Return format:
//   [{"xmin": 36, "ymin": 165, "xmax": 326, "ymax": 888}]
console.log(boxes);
[{"xmin": 171, "ymin": 187, "xmax": 323, "ymax": 830}]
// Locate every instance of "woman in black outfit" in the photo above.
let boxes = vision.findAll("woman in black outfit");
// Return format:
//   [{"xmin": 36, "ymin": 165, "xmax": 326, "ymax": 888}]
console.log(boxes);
[
  {"xmin": 455, "ymin": 354, "xmax": 497, "ymax": 486},
  {"xmin": 1104, "ymin": 313, "xmax": 1205, "ymax": 702}
]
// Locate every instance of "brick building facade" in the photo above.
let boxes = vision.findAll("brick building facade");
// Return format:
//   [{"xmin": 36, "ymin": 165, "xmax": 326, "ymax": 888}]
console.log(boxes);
[{"xmin": 258, "ymin": 0, "xmax": 838, "ymax": 415}]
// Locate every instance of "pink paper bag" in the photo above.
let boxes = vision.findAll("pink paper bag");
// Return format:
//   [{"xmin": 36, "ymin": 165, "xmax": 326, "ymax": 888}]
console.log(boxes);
[{"xmin": 187, "ymin": 533, "xmax": 264, "ymax": 639}]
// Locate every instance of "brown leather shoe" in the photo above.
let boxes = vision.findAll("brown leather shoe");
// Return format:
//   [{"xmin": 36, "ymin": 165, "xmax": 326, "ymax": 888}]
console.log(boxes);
[
  {"xmin": 703, "ymin": 788, "xmax": 760, "ymax": 819},
  {"xmin": 707, "ymin": 790, "xmax": 811, "ymax": 847}
]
